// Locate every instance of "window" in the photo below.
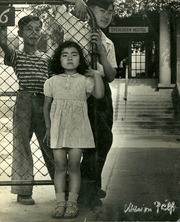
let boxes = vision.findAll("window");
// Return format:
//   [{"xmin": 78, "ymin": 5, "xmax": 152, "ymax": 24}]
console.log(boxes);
[{"xmin": 131, "ymin": 41, "xmax": 146, "ymax": 78}]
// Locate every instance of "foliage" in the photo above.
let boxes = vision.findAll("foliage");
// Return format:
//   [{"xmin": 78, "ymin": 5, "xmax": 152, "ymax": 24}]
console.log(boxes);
[
  {"xmin": 29, "ymin": 4, "xmax": 55, "ymax": 20},
  {"xmin": 29, "ymin": 0, "xmax": 180, "ymax": 19},
  {"xmin": 114, "ymin": 0, "xmax": 180, "ymax": 18}
]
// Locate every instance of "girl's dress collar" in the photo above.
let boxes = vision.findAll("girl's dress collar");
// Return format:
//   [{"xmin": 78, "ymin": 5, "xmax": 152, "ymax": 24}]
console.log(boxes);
[{"xmin": 61, "ymin": 73, "xmax": 79, "ymax": 78}]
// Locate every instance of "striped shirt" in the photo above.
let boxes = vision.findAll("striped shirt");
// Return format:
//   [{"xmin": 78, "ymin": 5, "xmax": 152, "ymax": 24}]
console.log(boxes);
[{"xmin": 5, "ymin": 50, "xmax": 50, "ymax": 93}]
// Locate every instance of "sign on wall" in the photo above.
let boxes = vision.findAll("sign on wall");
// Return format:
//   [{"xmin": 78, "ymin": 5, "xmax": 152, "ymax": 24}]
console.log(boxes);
[
  {"xmin": 109, "ymin": 27, "xmax": 149, "ymax": 33},
  {"xmin": 0, "ymin": 7, "xmax": 15, "ymax": 26}
]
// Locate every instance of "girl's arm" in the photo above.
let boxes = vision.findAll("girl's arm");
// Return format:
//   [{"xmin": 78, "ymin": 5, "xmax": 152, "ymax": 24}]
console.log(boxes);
[
  {"xmin": 43, "ymin": 96, "xmax": 53, "ymax": 145},
  {"xmin": 99, "ymin": 50, "xmax": 116, "ymax": 83},
  {"xmin": 0, "ymin": 27, "xmax": 13, "ymax": 62},
  {"xmin": 87, "ymin": 70, "xmax": 104, "ymax": 99}
]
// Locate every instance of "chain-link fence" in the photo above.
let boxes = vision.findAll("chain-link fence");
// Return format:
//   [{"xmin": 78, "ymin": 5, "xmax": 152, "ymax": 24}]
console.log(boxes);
[{"xmin": 0, "ymin": 0, "xmax": 98, "ymax": 186}]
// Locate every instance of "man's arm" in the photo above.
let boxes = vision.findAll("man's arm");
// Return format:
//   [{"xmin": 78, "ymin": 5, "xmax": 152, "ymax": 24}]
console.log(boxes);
[
  {"xmin": 91, "ymin": 32, "xmax": 116, "ymax": 83},
  {"xmin": 99, "ymin": 50, "xmax": 116, "ymax": 83}
]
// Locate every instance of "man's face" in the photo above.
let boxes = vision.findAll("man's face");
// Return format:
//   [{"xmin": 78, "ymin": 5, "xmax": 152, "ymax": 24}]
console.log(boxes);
[
  {"xmin": 19, "ymin": 20, "xmax": 42, "ymax": 46},
  {"xmin": 90, "ymin": 5, "xmax": 113, "ymax": 29}
]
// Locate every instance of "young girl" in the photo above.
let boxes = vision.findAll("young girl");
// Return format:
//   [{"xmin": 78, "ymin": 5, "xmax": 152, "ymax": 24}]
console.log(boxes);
[{"xmin": 43, "ymin": 40, "xmax": 104, "ymax": 218}]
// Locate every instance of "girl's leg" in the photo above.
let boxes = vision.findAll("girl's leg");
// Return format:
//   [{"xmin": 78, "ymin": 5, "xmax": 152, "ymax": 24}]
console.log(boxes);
[
  {"xmin": 52, "ymin": 149, "xmax": 67, "ymax": 218},
  {"xmin": 64, "ymin": 148, "xmax": 82, "ymax": 219},
  {"xmin": 68, "ymin": 148, "xmax": 82, "ymax": 195},
  {"xmin": 53, "ymin": 148, "xmax": 67, "ymax": 198}
]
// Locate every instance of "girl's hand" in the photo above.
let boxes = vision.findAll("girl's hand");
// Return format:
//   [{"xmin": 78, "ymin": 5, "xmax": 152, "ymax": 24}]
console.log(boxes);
[
  {"xmin": 85, "ymin": 69, "xmax": 101, "ymax": 78},
  {"xmin": 43, "ymin": 129, "xmax": 50, "ymax": 146},
  {"xmin": 74, "ymin": 0, "xmax": 87, "ymax": 20}
]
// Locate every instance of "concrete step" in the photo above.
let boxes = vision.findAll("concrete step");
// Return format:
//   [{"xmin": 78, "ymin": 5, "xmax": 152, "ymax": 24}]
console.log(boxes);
[
  {"xmin": 113, "ymin": 129, "xmax": 180, "ymax": 135},
  {"xmin": 113, "ymin": 121, "xmax": 180, "ymax": 127},
  {"xmin": 110, "ymin": 78, "xmax": 179, "ymax": 135},
  {"xmin": 113, "ymin": 98, "xmax": 173, "ymax": 103},
  {"xmin": 114, "ymin": 104, "xmax": 173, "ymax": 108},
  {"xmin": 114, "ymin": 100, "xmax": 173, "ymax": 103},
  {"xmin": 114, "ymin": 100, "xmax": 173, "ymax": 104},
  {"xmin": 114, "ymin": 117, "xmax": 180, "ymax": 122},
  {"xmin": 114, "ymin": 113, "xmax": 177, "ymax": 118},
  {"xmin": 114, "ymin": 109, "xmax": 175, "ymax": 114},
  {"xmin": 113, "ymin": 125, "xmax": 180, "ymax": 131}
]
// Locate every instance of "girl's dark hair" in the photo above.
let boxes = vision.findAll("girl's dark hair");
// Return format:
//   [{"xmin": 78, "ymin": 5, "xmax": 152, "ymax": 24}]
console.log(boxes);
[{"xmin": 49, "ymin": 41, "xmax": 89, "ymax": 75}]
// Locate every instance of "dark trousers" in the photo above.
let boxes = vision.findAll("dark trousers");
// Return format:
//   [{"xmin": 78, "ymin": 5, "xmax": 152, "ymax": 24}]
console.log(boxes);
[
  {"xmin": 11, "ymin": 91, "xmax": 54, "ymax": 195},
  {"xmin": 81, "ymin": 78, "xmax": 113, "ymax": 189}
]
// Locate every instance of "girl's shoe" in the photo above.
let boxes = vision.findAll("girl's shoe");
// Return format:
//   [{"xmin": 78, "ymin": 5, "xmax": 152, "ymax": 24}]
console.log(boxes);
[
  {"xmin": 52, "ymin": 201, "xmax": 66, "ymax": 218},
  {"xmin": 64, "ymin": 201, "xmax": 78, "ymax": 219}
]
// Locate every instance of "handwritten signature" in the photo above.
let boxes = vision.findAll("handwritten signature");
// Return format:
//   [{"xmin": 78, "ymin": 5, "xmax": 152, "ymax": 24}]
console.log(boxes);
[
  {"xmin": 124, "ymin": 200, "xmax": 176, "ymax": 215},
  {"xmin": 154, "ymin": 200, "xmax": 176, "ymax": 215}
]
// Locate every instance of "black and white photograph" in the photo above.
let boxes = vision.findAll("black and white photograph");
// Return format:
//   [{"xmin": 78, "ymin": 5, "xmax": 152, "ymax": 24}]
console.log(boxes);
[{"xmin": 0, "ymin": 0, "xmax": 180, "ymax": 221}]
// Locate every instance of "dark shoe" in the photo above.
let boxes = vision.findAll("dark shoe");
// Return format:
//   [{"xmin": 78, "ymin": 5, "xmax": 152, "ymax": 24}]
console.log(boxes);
[
  {"xmin": 91, "ymin": 197, "xmax": 103, "ymax": 208},
  {"xmin": 97, "ymin": 189, "xmax": 106, "ymax": 198},
  {"xmin": 17, "ymin": 195, "xmax": 35, "ymax": 205}
]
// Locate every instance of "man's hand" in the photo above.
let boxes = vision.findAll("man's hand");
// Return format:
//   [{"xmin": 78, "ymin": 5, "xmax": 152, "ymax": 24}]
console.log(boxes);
[
  {"xmin": 91, "ymin": 31, "xmax": 116, "ymax": 82},
  {"xmin": 51, "ymin": 23, "xmax": 64, "ymax": 45},
  {"xmin": 74, "ymin": 0, "xmax": 87, "ymax": 20},
  {"xmin": 91, "ymin": 31, "xmax": 106, "ymax": 56}
]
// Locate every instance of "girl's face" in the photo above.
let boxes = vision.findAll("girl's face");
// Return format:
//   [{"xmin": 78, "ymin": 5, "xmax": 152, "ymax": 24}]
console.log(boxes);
[{"xmin": 60, "ymin": 47, "xmax": 80, "ymax": 74}]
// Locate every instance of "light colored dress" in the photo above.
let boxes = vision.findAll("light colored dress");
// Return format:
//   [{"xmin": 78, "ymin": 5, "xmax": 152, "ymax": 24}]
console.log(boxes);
[{"xmin": 44, "ymin": 73, "xmax": 95, "ymax": 149}]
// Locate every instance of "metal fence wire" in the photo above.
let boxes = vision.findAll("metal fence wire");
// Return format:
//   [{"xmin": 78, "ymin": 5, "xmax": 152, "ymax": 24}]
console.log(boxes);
[{"xmin": 0, "ymin": 1, "xmax": 98, "ymax": 186}]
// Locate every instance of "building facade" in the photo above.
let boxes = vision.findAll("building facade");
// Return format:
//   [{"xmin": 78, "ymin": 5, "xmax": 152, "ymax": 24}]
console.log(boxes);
[{"xmin": 104, "ymin": 9, "xmax": 180, "ymax": 90}]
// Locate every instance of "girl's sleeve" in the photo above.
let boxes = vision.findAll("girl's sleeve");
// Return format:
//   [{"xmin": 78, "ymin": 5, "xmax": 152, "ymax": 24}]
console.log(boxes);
[
  {"xmin": 44, "ymin": 79, "xmax": 53, "ymax": 97},
  {"xmin": 85, "ymin": 77, "xmax": 94, "ymax": 95}
]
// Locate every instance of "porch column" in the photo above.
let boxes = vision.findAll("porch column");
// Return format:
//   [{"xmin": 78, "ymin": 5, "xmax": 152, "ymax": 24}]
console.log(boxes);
[
  {"xmin": 158, "ymin": 11, "xmax": 172, "ymax": 88},
  {"xmin": 176, "ymin": 16, "xmax": 180, "ymax": 83}
]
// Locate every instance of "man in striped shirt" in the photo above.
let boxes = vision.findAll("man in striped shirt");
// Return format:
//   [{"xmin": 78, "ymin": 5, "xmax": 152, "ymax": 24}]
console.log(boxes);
[{"xmin": 0, "ymin": 15, "xmax": 55, "ymax": 205}]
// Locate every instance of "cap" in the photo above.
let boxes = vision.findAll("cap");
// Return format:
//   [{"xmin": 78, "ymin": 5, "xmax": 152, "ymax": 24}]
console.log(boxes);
[
  {"xmin": 87, "ymin": 0, "xmax": 114, "ymax": 10},
  {"xmin": 18, "ymin": 15, "xmax": 42, "ymax": 30}
]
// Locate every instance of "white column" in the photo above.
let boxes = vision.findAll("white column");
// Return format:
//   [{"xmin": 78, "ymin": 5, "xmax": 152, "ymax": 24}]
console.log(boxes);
[
  {"xmin": 176, "ymin": 17, "xmax": 180, "ymax": 83},
  {"xmin": 159, "ymin": 11, "xmax": 171, "ymax": 87}
]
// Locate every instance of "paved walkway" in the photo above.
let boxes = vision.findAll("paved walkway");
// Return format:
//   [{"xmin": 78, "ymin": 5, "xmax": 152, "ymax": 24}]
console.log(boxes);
[{"xmin": 99, "ymin": 138, "xmax": 180, "ymax": 221}]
